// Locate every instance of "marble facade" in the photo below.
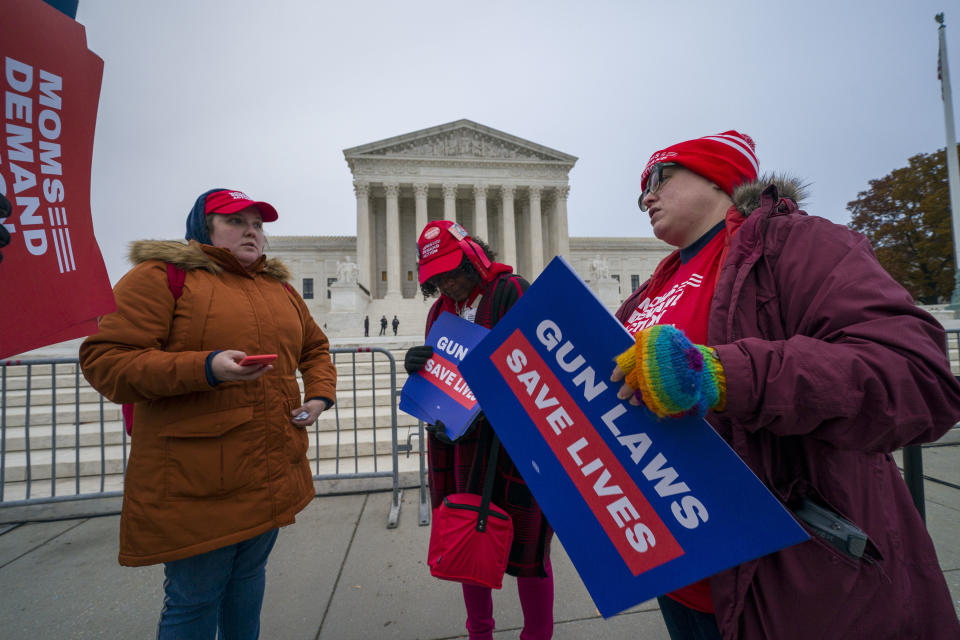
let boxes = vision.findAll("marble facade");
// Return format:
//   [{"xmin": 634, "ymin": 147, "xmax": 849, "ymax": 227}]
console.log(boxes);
[
  {"xmin": 266, "ymin": 120, "xmax": 672, "ymax": 336},
  {"xmin": 344, "ymin": 119, "xmax": 577, "ymax": 297}
]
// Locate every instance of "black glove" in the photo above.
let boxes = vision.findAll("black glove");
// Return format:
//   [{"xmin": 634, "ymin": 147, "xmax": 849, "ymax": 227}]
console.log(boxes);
[
  {"xmin": 0, "ymin": 193, "xmax": 11, "ymax": 263},
  {"xmin": 425, "ymin": 413, "xmax": 486, "ymax": 445},
  {"xmin": 426, "ymin": 420, "xmax": 454, "ymax": 445},
  {"xmin": 404, "ymin": 345, "xmax": 434, "ymax": 374},
  {"xmin": 460, "ymin": 411, "xmax": 485, "ymax": 441}
]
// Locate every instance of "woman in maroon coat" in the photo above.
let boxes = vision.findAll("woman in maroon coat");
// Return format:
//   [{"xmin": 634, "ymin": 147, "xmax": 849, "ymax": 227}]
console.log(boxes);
[
  {"xmin": 611, "ymin": 131, "xmax": 960, "ymax": 639},
  {"xmin": 404, "ymin": 220, "xmax": 554, "ymax": 640}
]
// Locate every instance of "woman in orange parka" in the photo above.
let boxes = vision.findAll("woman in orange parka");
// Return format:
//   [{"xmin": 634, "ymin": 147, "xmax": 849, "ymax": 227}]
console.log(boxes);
[{"xmin": 80, "ymin": 188, "xmax": 336, "ymax": 640}]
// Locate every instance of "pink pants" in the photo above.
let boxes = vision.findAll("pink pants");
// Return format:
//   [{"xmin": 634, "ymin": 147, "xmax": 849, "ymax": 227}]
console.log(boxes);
[{"xmin": 461, "ymin": 558, "xmax": 554, "ymax": 640}]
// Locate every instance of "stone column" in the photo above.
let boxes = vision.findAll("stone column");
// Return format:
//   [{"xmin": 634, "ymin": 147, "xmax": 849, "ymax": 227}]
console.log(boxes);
[
  {"xmin": 473, "ymin": 184, "xmax": 488, "ymax": 241},
  {"xmin": 500, "ymin": 185, "xmax": 517, "ymax": 269},
  {"xmin": 384, "ymin": 182, "xmax": 401, "ymax": 298},
  {"xmin": 353, "ymin": 180, "xmax": 371, "ymax": 293},
  {"xmin": 554, "ymin": 185, "xmax": 570, "ymax": 258},
  {"xmin": 413, "ymin": 183, "xmax": 429, "ymax": 238},
  {"xmin": 529, "ymin": 185, "xmax": 544, "ymax": 276},
  {"xmin": 442, "ymin": 183, "xmax": 458, "ymax": 221}
]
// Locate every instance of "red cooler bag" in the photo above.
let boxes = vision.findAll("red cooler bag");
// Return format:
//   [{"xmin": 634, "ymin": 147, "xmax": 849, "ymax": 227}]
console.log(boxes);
[
  {"xmin": 427, "ymin": 432, "xmax": 514, "ymax": 589},
  {"xmin": 428, "ymin": 492, "xmax": 514, "ymax": 589}
]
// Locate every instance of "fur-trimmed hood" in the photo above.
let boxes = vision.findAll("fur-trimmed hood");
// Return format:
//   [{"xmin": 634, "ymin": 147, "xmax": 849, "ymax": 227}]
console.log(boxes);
[
  {"xmin": 128, "ymin": 240, "xmax": 292, "ymax": 282},
  {"xmin": 731, "ymin": 174, "xmax": 809, "ymax": 217}
]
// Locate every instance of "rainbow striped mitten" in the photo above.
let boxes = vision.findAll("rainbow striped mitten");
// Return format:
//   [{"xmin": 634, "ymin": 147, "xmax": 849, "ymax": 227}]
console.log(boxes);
[{"xmin": 614, "ymin": 325, "xmax": 726, "ymax": 419}]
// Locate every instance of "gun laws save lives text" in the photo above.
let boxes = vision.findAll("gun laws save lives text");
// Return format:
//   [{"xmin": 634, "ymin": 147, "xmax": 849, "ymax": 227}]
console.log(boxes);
[{"xmin": 491, "ymin": 318, "xmax": 708, "ymax": 575}]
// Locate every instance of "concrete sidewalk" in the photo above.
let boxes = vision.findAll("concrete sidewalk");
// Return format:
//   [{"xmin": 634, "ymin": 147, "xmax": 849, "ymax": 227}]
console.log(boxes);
[{"xmin": 0, "ymin": 444, "xmax": 958, "ymax": 639}]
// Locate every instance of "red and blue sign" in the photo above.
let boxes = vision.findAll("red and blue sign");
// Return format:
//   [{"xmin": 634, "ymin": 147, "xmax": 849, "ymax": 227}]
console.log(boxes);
[
  {"xmin": 1, "ymin": 0, "xmax": 114, "ymax": 359},
  {"xmin": 459, "ymin": 257, "xmax": 808, "ymax": 617},
  {"xmin": 399, "ymin": 312, "xmax": 489, "ymax": 440}
]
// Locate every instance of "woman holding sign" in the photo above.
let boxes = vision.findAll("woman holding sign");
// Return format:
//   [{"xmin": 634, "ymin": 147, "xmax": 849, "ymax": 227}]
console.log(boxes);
[
  {"xmin": 405, "ymin": 220, "xmax": 555, "ymax": 640},
  {"xmin": 610, "ymin": 132, "xmax": 960, "ymax": 639},
  {"xmin": 80, "ymin": 188, "xmax": 336, "ymax": 639}
]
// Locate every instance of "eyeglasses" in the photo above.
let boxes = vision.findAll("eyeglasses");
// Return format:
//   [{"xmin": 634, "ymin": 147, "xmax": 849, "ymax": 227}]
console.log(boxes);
[{"xmin": 638, "ymin": 162, "xmax": 677, "ymax": 211}]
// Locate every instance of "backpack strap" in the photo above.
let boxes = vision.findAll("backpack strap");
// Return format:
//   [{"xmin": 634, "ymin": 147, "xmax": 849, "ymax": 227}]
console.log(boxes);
[
  {"xmin": 488, "ymin": 274, "xmax": 527, "ymax": 326},
  {"xmin": 489, "ymin": 276, "xmax": 511, "ymax": 321},
  {"xmin": 476, "ymin": 276, "xmax": 506, "ymax": 328},
  {"xmin": 166, "ymin": 263, "xmax": 186, "ymax": 300},
  {"xmin": 476, "ymin": 432, "xmax": 501, "ymax": 533},
  {"xmin": 463, "ymin": 425, "xmax": 502, "ymax": 533}
]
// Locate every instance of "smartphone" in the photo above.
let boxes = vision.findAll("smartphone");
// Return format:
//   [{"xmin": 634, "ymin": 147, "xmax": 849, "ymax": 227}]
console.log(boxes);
[{"xmin": 238, "ymin": 354, "xmax": 278, "ymax": 366}]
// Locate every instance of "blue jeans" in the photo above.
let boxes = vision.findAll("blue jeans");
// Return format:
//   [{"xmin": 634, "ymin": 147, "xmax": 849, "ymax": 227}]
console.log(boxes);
[
  {"xmin": 157, "ymin": 528, "xmax": 279, "ymax": 640},
  {"xmin": 657, "ymin": 595, "xmax": 722, "ymax": 640}
]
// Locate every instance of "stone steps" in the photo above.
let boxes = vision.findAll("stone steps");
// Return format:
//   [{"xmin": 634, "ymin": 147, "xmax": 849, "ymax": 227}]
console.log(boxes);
[
  {"xmin": 1, "ymin": 370, "xmax": 406, "ymax": 410},
  {"xmin": 1, "ymin": 401, "xmax": 122, "ymax": 428},
  {"xmin": 2, "ymin": 444, "xmax": 128, "ymax": 483},
  {"xmin": 0, "ymin": 474, "xmax": 126, "ymax": 503},
  {"xmin": 1, "ymin": 351, "xmax": 406, "ymax": 384},
  {"xmin": 1, "ymin": 383, "xmax": 412, "ymax": 428},
  {"xmin": 3, "ymin": 386, "xmax": 103, "ymax": 407},
  {"xmin": 0, "ymin": 401, "xmax": 420, "ymax": 451},
  {"xmin": 1, "ymin": 420, "xmax": 128, "ymax": 451},
  {"xmin": 2, "ymin": 369, "xmax": 86, "ymax": 392},
  {"xmin": 1, "ymin": 424, "xmax": 426, "ymax": 482}
]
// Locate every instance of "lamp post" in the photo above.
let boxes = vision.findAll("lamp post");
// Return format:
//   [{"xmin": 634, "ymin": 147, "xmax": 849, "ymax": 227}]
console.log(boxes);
[{"xmin": 936, "ymin": 13, "xmax": 960, "ymax": 309}]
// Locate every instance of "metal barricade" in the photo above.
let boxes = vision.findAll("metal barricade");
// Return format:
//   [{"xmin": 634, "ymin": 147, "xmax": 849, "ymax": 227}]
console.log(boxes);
[
  {"xmin": 944, "ymin": 328, "xmax": 960, "ymax": 376},
  {"xmin": 0, "ymin": 347, "xmax": 409, "ymax": 528},
  {"xmin": 0, "ymin": 358, "xmax": 120, "ymax": 512},
  {"xmin": 326, "ymin": 347, "xmax": 404, "ymax": 528},
  {"xmin": 902, "ymin": 328, "xmax": 960, "ymax": 522},
  {"xmin": 393, "ymin": 386, "xmax": 431, "ymax": 527}
]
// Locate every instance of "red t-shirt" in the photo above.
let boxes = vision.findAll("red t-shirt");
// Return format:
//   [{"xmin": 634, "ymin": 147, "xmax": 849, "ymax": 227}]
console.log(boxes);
[
  {"xmin": 623, "ymin": 228, "xmax": 726, "ymax": 345},
  {"xmin": 622, "ymin": 224, "xmax": 726, "ymax": 613}
]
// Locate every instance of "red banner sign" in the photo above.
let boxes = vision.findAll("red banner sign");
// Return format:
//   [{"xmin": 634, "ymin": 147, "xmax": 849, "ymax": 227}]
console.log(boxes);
[{"xmin": 0, "ymin": 0, "xmax": 114, "ymax": 359}]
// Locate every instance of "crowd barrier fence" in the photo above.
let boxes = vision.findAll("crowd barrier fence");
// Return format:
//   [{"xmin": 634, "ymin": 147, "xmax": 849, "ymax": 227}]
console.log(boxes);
[{"xmin": 0, "ymin": 347, "xmax": 412, "ymax": 528}]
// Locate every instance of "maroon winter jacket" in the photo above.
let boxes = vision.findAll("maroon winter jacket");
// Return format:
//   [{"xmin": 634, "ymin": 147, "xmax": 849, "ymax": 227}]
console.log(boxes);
[{"xmin": 617, "ymin": 180, "xmax": 960, "ymax": 639}]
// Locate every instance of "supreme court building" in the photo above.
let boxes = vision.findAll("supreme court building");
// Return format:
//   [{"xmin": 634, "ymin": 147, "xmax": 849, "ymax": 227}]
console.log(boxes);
[{"xmin": 268, "ymin": 120, "xmax": 671, "ymax": 336}]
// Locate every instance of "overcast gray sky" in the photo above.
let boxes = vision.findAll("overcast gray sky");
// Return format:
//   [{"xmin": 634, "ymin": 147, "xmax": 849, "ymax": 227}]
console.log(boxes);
[{"xmin": 74, "ymin": 0, "xmax": 960, "ymax": 283}]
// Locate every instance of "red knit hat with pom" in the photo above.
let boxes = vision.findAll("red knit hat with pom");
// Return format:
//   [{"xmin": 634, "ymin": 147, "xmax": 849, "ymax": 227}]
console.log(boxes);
[{"xmin": 641, "ymin": 130, "xmax": 759, "ymax": 196}]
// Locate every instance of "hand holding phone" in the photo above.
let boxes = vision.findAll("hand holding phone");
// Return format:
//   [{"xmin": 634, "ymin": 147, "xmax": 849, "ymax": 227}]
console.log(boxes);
[{"xmin": 238, "ymin": 354, "xmax": 277, "ymax": 366}]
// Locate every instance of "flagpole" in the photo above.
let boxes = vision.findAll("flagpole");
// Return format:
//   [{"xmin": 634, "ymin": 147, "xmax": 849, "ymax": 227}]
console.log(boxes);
[{"xmin": 938, "ymin": 14, "xmax": 960, "ymax": 309}]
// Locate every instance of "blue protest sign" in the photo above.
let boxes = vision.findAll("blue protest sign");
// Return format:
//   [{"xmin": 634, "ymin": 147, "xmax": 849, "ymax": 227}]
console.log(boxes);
[
  {"xmin": 399, "ymin": 312, "xmax": 489, "ymax": 440},
  {"xmin": 458, "ymin": 257, "xmax": 808, "ymax": 618}
]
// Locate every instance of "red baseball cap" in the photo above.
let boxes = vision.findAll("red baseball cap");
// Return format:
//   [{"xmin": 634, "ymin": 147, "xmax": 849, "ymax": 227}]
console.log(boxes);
[
  {"xmin": 204, "ymin": 189, "xmax": 279, "ymax": 222},
  {"xmin": 417, "ymin": 220, "xmax": 491, "ymax": 284}
]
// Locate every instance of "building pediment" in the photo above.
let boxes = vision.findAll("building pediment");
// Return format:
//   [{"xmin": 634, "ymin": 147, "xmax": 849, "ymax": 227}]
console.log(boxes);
[{"xmin": 343, "ymin": 119, "xmax": 577, "ymax": 165}]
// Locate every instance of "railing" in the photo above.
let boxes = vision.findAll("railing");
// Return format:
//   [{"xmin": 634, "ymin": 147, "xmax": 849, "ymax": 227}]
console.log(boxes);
[
  {"xmin": 901, "ymin": 328, "xmax": 960, "ymax": 522},
  {"xmin": 0, "ymin": 347, "xmax": 412, "ymax": 528},
  {"xmin": 3, "ymin": 329, "xmax": 955, "ymax": 527},
  {"xmin": 327, "ymin": 347, "xmax": 403, "ymax": 527},
  {"xmin": 395, "ymin": 384, "xmax": 431, "ymax": 527},
  {"xmin": 944, "ymin": 329, "xmax": 960, "ymax": 374}
]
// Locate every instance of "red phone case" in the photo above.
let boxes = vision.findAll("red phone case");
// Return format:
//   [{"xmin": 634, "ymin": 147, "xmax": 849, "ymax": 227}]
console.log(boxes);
[{"xmin": 239, "ymin": 354, "xmax": 277, "ymax": 366}]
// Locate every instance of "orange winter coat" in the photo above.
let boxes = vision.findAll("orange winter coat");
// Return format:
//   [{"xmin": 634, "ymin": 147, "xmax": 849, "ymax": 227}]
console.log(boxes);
[{"xmin": 80, "ymin": 240, "xmax": 336, "ymax": 566}]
